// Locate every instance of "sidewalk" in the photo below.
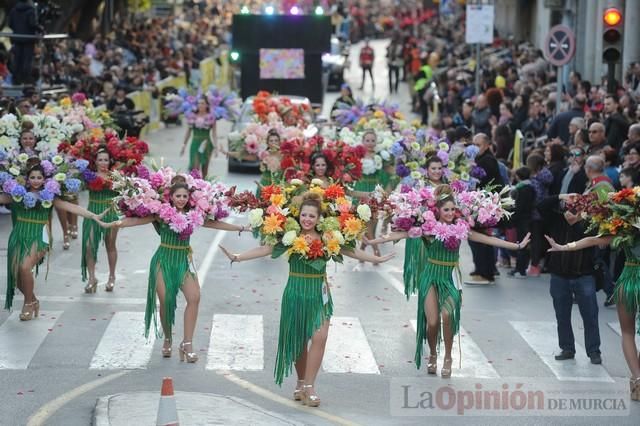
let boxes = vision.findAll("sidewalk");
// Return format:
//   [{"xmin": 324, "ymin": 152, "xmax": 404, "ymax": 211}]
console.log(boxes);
[{"xmin": 93, "ymin": 391, "xmax": 302, "ymax": 425}]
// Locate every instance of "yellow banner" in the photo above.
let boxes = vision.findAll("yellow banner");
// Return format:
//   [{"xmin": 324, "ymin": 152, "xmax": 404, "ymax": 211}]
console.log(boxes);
[{"xmin": 512, "ymin": 130, "xmax": 523, "ymax": 169}]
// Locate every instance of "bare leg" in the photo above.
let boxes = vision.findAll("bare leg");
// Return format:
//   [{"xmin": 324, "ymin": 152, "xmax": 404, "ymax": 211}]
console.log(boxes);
[
  {"xmin": 18, "ymin": 248, "xmax": 47, "ymax": 304},
  {"xmin": 617, "ymin": 293, "xmax": 640, "ymax": 378},
  {"xmin": 180, "ymin": 275, "xmax": 201, "ymax": 344},
  {"xmin": 155, "ymin": 268, "xmax": 172, "ymax": 353},
  {"xmin": 84, "ymin": 228, "xmax": 97, "ymax": 283},
  {"xmin": 55, "ymin": 205, "xmax": 70, "ymax": 248},
  {"xmin": 68, "ymin": 210, "xmax": 78, "ymax": 238},
  {"xmin": 105, "ymin": 228, "xmax": 119, "ymax": 281},
  {"xmin": 440, "ymin": 305, "xmax": 454, "ymax": 361},
  {"xmin": 201, "ymin": 152, "xmax": 211, "ymax": 179},
  {"xmin": 303, "ymin": 321, "xmax": 330, "ymax": 399},
  {"xmin": 425, "ymin": 286, "xmax": 440, "ymax": 357},
  {"xmin": 294, "ymin": 344, "xmax": 308, "ymax": 380}
]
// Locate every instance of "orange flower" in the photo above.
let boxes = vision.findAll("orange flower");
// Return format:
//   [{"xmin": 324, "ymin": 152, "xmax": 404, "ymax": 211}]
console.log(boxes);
[
  {"xmin": 261, "ymin": 185, "xmax": 281, "ymax": 203},
  {"xmin": 612, "ymin": 188, "xmax": 635, "ymax": 203},
  {"xmin": 308, "ymin": 239, "xmax": 325, "ymax": 259},
  {"xmin": 262, "ymin": 213, "xmax": 284, "ymax": 235},
  {"xmin": 270, "ymin": 193, "xmax": 286, "ymax": 207},
  {"xmin": 342, "ymin": 217, "xmax": 363, "ymax": 237},
  {"xmin": 324, "ymin": 184, "xmax": 345, "ymax": 200},
  {"xmin": 291, "ymin": 236, "xmax": 309, "ymax": 255},
  {"xmin": 338, "ymin": 211, "xmax": 354, "ymax": 227},
  {"xmin": 326, "ymin": 239, "xmax": 341, "ymax": 256}
]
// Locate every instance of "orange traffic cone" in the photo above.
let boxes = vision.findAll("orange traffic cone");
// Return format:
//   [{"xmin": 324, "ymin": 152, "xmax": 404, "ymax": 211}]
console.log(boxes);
[{"xmin": 156, "ymin": 377, "xmax": 179, "ymax": 426}]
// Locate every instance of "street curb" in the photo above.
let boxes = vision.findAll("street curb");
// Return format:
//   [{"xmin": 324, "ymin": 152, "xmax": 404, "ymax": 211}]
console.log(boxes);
[{"xmin": 93, "ymin": 391, "xmax": 303, "ymax": 426}]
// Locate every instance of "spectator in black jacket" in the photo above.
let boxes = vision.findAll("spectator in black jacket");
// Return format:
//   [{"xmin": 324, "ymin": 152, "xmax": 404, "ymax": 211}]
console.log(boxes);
[
  {"xmin": 508, "ymin": 167, "xmax": 536, "ymax": 278},
  {"xmin": 547, "ymin": 95, "xmax": 586, "ymax": 144},
  {"xmin": 8, "ymin": 0, "xmax": 40, "ymax": 85},
  {"xmin": 604, "ymin": 95, "xmax": 630, "ymax": 150},
  {"xmin": 466, "ymin": 133, "xmax": 502, "ymax": 285},
  {"xmin": 545, "ymin": 143, "xmax": 567, "ymax": 196},
  {"xmin": 538, "ymin": 193, "xmax": 602, "ymax": 365}
]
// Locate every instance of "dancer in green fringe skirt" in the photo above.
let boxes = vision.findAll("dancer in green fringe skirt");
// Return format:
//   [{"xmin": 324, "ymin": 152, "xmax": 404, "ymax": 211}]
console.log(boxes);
[
  {"xmin": 402, "ymin": 156, "xmax": 447, "ymax": 299},
  {"xmin": 98, "ymin": 178, "xmax": 248, "ymax": 362},
  {"xmin": 545, "ymin": 235, "xmax": 640, "ymax": 400},
  {"xmin": 180, "ymin": 97, "xmax": 218, "ymax": 177},
  {"xmin": 368, "ymin": 185, "xmax": 529, "ymax": 377},
  {"xmin": 351, "ymin": 130, "xmax": 389, "ymax": 264},
  {"xmin": 1, "ymin": 164, "xmax": 101, "ymax": 321},
  {"xmin": 219, "ymin": 192, "xmax": 393, "ymax": 407},
  {"xmin": 81, "ymin": 148, "xmax": 120, "ymax": 293}
]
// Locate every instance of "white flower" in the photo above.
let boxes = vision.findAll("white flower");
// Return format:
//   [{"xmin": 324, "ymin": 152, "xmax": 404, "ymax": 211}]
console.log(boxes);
[
  {"xmin": 54, "ymin": 172, "xmax": 67, "ymax": 182},
  {"xmin": 0, "ymin": 136, "xmax": 14, "ymax": 148},
  {"xmin": 357, "ymin": 204, "xmax": 371, "ymax": 222},
  {"xmin": 380, "ymin": 150, "xmax": 390, "ymax": 161},
  {"xmin": 248, "ymin": 209, "xmax": 264, "ymax": 227},
  {"xmin": 290, "ymin": 178, "xmax": 304, "ymax": 186},
  {"xmin": 311, "ymin": 178, "xmax": 324, "ymax": 186},
  {"xmin": 18, "ymin": 153, "xmax": 29, "ymax": 163},
  {"xmin": 374, "ymin": 155, "xmax": 383, "ymax": 170},
  {"xmin": 227, "ymin": 131, "xmax": 242, "ymax": 142},
  {"xmin": 52, "ymin": 155, "xmax": 64, "ymax": 165},
  {"xmin": 411, "ymin": 170, "xmax": 422, "ymax": 180},
  {"xmin": 438, "ymin": 142, "xmax": 450, "ymax": 151},
  {"xmin": 9, "ymin": 166, "xmax": 20, "ymax": 176},
  {"xmin": 42, "ymin": 200, "xmax": 52, "ymax": 208},
  {"xmin": 282, "ymin": 230, "xmax": 297, "ymax": 246},
  {"xmin": 361, "ymin": 158, "xmax": 376, "ymax": 175},
  {"xmin": 333, "ymin": 231, "xmax": 345, "ymax": 244}
]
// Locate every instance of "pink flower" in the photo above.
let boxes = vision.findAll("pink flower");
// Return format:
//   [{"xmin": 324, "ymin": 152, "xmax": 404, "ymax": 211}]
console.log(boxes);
[
  {"xmin": 149, "ymin": 172, "xmax": 165, "ymax": 188},
  {"xmin": 408, "ymin": 227, "xmax": 423, "ymax": 238}
]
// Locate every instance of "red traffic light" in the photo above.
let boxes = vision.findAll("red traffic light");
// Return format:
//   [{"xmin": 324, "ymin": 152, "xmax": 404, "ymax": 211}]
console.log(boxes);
[{"xmin": 603, "ymin": 8, "xmax": 622, "ymax": 26}]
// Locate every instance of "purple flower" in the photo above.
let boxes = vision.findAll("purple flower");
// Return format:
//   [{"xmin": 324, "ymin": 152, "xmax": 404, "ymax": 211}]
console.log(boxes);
[
  {"xmin": 394, "ymin": 216, "xmax": 415, "ymax": 231},
  {"xmin": 443, "ymin": 236, "xmax": 461, "ymax": 250},
  {"xmin": 189, "ymin": 169, "xmax": 202, "ymax": 179},
  {"xmin": 450, "ymin": 180, "xmax": 468, "ymax": 193},
  {"xmin": 390, "ymin": 141, "xmax": 405, "ymax": 157},
  {"xmin": 437, "ymin": 150, "xmax": 449, "ymax": 164},
  {"xmin": 395, "ymin": 163, "xmax": 410, "ymax": 178},
  {"xmin": 45, "ymin": 179, "xmax": 61, "ymax": 195},
  {"xmin": 470, "ymin": 165, "xmax": 487, "ymax": 180},
  {"xmin": 3, "ymin": 179, "xmax": 17, "ymax": 193},
  {"xmin": 0, "ymin": 171, "xmax": 10, "ymax": 184},
  {"xmin": 82, "ymin": 169, "xmax": 97, "ymax": 182},
  {"xmin": 73, "ymin": 159, "xmax": 89, "ymax": 172},
  {"xmin": 136, "ymin": 165, "xmax": 150, "ymax": 180},
  {"xmin": 10, "ymin": 184, "xmax": 26, "ymax": 198},
  {"xmin": 133, "ymin": 205, "xmax": 151, "ymax": 217},
  {"xmin": 40, "ymin": 189, "xmax": 55, "ymax": 201},
  {"xmin": 65, "ymin": 178, "xmax": 82, "ymax": 193},
  {"xmin": 41, "ymin": 160, "xmax": 55, "ymax": 176},
  {"xmin": 465, "ymin": 145, "xmax": 480, "ymax": 159},
  {"xmin": 23, "ymin": 192, "xmax": 37, "ymax": 208}
]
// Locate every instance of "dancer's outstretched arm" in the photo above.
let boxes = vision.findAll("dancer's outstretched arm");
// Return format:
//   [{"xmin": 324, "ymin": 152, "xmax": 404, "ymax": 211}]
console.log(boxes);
[
  {"xmin": 364, "ymin": 231, "xmax": 408, "ymax": 245},
  {"xmin": 545, "ymin": 235, "xmax": 613, "ymax": 251},
  {"xmin": 219, "ymin": 244, "xmax": 273, "ymax": 263},
  {"xmin": 343, "ymin": 248, "xmax": 395, "ymax": 264},
  {"xmin": 469, "ymin": 231, "xmax": 531, "ymax": 250}
]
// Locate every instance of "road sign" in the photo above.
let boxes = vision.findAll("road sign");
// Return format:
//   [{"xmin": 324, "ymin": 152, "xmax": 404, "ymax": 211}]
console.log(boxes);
[
  {"xmin": 465, "ymin": 4, "xmax": 494, "ymax": 45},
  {"xmin": 544, "ymin": 25, "xmax": 576, "ymax": 67}
]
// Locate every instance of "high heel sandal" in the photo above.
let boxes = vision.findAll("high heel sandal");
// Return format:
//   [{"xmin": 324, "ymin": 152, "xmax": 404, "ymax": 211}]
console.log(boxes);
[
  {"xmin": 84, "ymin": 279, "xmax": 98, "ymax": 294},
  {"xmin": 19, "ymin": 300, "xmax": 39, "ymax": 321},
  {"xmin": 630, "ymin": 377, "xmax": 640, "ymax": 401},
  {"xmin": 63, "ymin": 233, "xmax": 70, "ymax": 250},
  {"xmin": 105, "ymin": 276, "xmax": 115, "ymax": 292},
  {"xmin": 427, "ymin": 354, "xmax": 438, "ymax": 375},
  {"xmin": 70, "ymin": 225, "xmax": 78, "ymax": 239},
  {"xmin": 441, "ymin": 358, "xmax": 453, "ymax": 378},
  {"xmin": 178, "ymin": 341, "xmax": 199, "ymax": 363},
  {"xmin": 303, "ymin": 384, "xmax": 320, "ymax": 407},
  {"xmin": 293, "ymin": 379, "xmax": 305, "ymax": 401},
  {"xmin": 162, "ymin": 338, "xmax": 172, "ymax": 358}
]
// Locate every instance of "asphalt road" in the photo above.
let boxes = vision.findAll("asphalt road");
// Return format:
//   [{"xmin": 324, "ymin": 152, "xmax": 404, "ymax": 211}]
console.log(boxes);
[{"xmin": 0, "ymin": 39, "xmax": 638, "ymax": 426}]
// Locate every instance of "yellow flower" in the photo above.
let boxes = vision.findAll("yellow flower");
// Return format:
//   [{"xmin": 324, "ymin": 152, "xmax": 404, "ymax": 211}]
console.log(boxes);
[
  {"xmin": 335, "ymin": 197, "xmax": 350, "ymax": 207},
  {"xmin": 270, "ymin": 193, "xmax": 286, "ymax": 207},
  {"xmin": 395, "ymin": 112, "xmax": 405, "ymax": 120},
  {"xmin": 262, "ymin": 214, "xmax": 284, "ymax": 235},
  {"xmin": 290, "ymin": 236, "xmax": 309, "ymax": 255},
  {"xmin": 343, "ymin": 217, "xmax": 363, "ymax": 237},
  {"xmin": 357, "ymin": 117, "xmax": 367, "ymax": 126},
  {"xmin": 90, "ymin": 127, "xmax": 104, "ymax": 139},
  {"xmin": 60, "ymin": 97, "xmax": 72, "ymax": 108},
  {"xmin": 309, "ymin": 186, "xmax": 325, "ymax": 197},
  {"xmin": 373, "ymin": 110, "xmax": 385, "ymax": 118},
  {"xmin": 326, "ymin": 239, "xmax": 341, "ymax": 256}
]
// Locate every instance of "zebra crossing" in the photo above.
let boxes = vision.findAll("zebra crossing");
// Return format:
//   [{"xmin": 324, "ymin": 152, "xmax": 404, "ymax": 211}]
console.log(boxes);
[{"xmin": 0, "ymin": 311, "xmax": 625, "ymax": 384}]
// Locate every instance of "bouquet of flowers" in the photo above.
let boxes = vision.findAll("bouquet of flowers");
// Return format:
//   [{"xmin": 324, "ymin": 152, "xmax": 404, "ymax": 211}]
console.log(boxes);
[
  {"xmin": 58, "ymin": 130, "xmax": 149, "ymax": 179},
  {"xmin": 0, "ymin": 153, "xmax": 82, "ymax": 209},
  {"xmin": 339, "ymin": 127, "xmax": 396, "ymax": 175},
  {"xmin": 566, "ymin": 189, "xmax": 640, "ymax": 249},
  {"xmin": 0, "ymin": 113, "xmax": 75, "ymax": 158},
  {"xmin": 232, "ymin": 180, "xmax": 371, "ymax": 269},
  {"xmin": 277, "ymin": 135, "xmax": 364, "ymax": 183},
  {"xmin": 43, "ymin": 93, "xmax": 117, "ymax": 139},
  {"xmin": 166, "ymin": 86, "xmax": 241, "ymax": 124},
  {"xmin": 386, "ymin": 185, "xmax": 513, "ymax": 250},
  {"xmin": 112, "ymin": 166, "xmax": 232, "ymax": 240},
  {"xmin": 251, "ymin": 91, "xmax": 312, "ymax": 126},
  {"xmin": 227, "ymin": 122, "xmax": 305, "ymax": 162}
]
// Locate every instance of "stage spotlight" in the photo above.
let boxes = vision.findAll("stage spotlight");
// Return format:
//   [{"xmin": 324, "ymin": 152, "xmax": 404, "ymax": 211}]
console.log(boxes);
[
  {"xmin": 265, "ymin": 5, "xmax": 275, "ymax": 15},
  {"xmin": 314, "ymin": 6, "xmax": 324, "ymax": 15},
  {"xmin": 290, "ymin": 6, "xmax": 300, "ymax": 15},
  {"xmin": 240, "ymin": 5, "xmax": 250, "ymax": 14}
]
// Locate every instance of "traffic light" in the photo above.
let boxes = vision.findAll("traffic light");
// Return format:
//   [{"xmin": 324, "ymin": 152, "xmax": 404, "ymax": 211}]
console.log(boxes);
[{"xmin": 602, "ymin": 7, "xmax": 623, "ymax": 63}]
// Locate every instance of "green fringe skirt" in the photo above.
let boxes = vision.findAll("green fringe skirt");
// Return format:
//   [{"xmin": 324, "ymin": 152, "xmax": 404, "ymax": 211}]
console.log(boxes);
[
  {"xmin": 403, "ymin": 238, "xmax": 426, "ymax": 300},
  {"xmin": 81, "ymin": 190, "xmax": 118, "ymax": 281},
  {"xmin": 188, "ymin": 127, "xmax": 213, "ymax": 171},
  {"xmin": 5, "ymin": 212, "xmax": 51, "ymax": 310},
  {"xmin": 414, "ymin": 258, "xmax": 462, "ymax": 369},
  {"xmin": 274, "ymin": 267, "xmax": 333, "ymax": 386},
  {"xmin": 146, "ymin": 243, "xmax": 195, "ymax": 338},
  {"xmin": 614, "ymin": 261, "xmax": 640, "ymax": 334}
]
